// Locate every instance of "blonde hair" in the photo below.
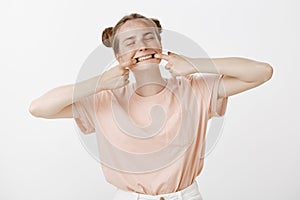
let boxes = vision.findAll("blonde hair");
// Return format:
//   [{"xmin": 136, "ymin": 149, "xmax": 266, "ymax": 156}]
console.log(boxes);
[{"xmin": 102, "ymin": 13, "xmax": 162, "ymax": 53}]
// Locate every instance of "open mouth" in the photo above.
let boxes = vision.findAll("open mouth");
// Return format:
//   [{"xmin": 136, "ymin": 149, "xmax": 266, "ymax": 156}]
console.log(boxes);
[{"xmin": 135, "ymin": 53, "xmax": 155, "ymax": 63}]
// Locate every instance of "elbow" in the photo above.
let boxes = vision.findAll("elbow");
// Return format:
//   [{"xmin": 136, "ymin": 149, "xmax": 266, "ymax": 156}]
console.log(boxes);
[
  {"xmin": 263, "ymin": 63, "xmax": 274, "ymax": 82},
  {"xmin": 29, "ymin": 100, "xmax": 43, "ymax": 118},
  {"xmin": 257, "ymin": 62, "xmax": 274, "ymax": 82}
]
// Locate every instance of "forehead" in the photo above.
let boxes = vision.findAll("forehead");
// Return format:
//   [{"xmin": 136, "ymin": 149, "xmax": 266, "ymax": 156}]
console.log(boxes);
[
  {"xmin": 116, "ymin": 19, "xmax": 156, "ymax": 39},
  {"xmin": 118, "ymin": 18, "xmax": 153, "ymax": 33}
]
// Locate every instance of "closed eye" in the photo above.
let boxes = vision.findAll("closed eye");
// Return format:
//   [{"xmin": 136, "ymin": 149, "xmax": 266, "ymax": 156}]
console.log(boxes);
[
  {"xmin": 145, "ymin": 36, "xmax": 155, "ymax": 41},
  {"xmin": 144, "ymin": 32, "xmax": 155, "ymax": 40},
  {"xmin": 126, "ymin": 41, "xmax": 135, "ymax": 46}
]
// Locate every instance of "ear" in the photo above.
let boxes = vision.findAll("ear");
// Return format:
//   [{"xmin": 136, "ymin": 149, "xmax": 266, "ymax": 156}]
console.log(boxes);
[{"xmin": 115, "ymin": 53, "xmax": 121, "ymax": 62}]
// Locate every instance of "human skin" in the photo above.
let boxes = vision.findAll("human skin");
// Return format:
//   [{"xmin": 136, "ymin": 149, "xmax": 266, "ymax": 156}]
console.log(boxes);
[
  {"xmin": 114, "ymin": 18, "xmax": 273, "ymax": 99},
  {"xmin": 29, "ymin": 18, "xmax": 273, "ymax": 119},
  {"xmin": 28, "ymin": 19, "xmax": 162, "ymax": 118},
  {"xmin": 154, "ymin": 52, "xmax": 273, "ymax": 98},
  {"xmin": 114, "ymin": 18, "xmax": 168, "ymax": 97}
]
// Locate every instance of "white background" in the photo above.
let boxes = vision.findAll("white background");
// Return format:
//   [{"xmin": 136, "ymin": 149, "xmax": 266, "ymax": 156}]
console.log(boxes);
[{"xmin": 1, "ymin": 0, "xmax": 299, "ymax": 199}]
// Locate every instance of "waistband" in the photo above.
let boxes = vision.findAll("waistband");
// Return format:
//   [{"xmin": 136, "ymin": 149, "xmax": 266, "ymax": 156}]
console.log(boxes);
[{"xmin": 113, "ymin": 181, "xmax": 202, "ymax": 200}]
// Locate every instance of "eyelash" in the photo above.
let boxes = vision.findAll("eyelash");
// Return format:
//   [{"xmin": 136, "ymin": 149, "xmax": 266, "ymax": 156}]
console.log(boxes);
[
  {"xmin": 125, "ymin": 37, "xmax": 155, "ymax": 46},
  {"xmin": 145, "ymin": 37, "xmax": 154, "ymax": 40},
  {"xmin": 126, "ymin": 42, "xmax": 135, "ymax": 46}
]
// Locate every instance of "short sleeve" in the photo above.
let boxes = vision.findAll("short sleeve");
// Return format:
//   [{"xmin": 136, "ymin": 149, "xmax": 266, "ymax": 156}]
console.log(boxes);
[
  {"xmin": 73, "ymin": 94, "xmax": 96, "ymax": 134},
  {"xmin": 187, "ymin": 73, "xmax": 228, "ymax": 119},
  {"xmin": 207, "ymin": 74, "xmax": 228, "ymax": 118}
]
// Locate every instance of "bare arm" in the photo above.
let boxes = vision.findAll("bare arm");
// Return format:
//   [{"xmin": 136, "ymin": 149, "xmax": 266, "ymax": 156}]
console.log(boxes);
[
  {"xmin": 190, "ymin": 57, "xmax": 273, "ymax": 98},
  {"xmin": 29, "ymin": 75, "xmax": 103, "ymax": 119},
  {"xmin": 155, "ymin": 53, "xmax": 273, "ymax": 98},
  {"xmin": 29, "ymin": 60, "xmax": 133, "ymax": 119}
]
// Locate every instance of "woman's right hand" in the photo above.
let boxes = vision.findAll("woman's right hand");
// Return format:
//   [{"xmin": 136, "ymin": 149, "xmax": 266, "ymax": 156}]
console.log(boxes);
[
  {"xmin": 29, "ymin": 59, "xmax": 135, "ymax": 119},
  {"xmin": 98, "ymin": 59, "xmax": 135, "ymax": 91}
]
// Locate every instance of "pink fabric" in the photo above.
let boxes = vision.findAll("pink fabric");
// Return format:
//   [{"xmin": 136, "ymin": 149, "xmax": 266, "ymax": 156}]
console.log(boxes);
[{"xmin": 73, "ymin": 74, "xmax": 228, "ymax": 195}]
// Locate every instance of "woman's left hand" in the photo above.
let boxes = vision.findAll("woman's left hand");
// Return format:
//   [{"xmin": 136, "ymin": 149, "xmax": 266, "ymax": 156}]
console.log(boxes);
[{"xmin": 154, "ymin": 52, "xmax": 196, "ymax": 77}]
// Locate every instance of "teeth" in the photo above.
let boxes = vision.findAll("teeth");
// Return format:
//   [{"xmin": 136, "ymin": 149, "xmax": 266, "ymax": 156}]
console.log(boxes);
[{"xmin": 136, "ymin": 54, "xmax": 154, "ymax": 63}]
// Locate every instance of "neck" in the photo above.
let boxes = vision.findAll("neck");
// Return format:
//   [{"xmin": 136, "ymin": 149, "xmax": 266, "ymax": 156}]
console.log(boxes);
[{"xmin": 132, "ymin": 64, "xmax": 167, "ymax": 97}]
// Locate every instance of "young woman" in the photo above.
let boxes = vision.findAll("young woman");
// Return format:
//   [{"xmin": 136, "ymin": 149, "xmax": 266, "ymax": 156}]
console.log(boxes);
[{"xmin": 29, "ymin": 13, "xmax": 273, "ymax": 200}]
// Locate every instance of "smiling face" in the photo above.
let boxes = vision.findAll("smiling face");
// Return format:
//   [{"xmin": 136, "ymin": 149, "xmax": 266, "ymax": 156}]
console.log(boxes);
[{"xmin": 114, "ymin": 19, "xmax": 162, "ymax": 69}]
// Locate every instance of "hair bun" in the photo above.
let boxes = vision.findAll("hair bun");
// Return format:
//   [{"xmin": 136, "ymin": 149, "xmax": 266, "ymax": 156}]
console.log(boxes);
[
  {"xmin": 150, "ymin": 18, "xmax": 162, "ymax": 33},
  {"xmin": 102, "ymin": 27, "xmax": 113, "ymax": 47}
]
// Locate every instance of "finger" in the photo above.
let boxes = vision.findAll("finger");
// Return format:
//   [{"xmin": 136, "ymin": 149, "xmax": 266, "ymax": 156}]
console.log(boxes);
[
  {"xmin": 122, "ymin": 76, "xmax": 130, "ymax": 84},
  {"xmin": 154, "ymin": 53, "xmax": 169, "ymax": 61},
  {"xmin": 124, "ymin": 79, "xmax": 130, "ymax": 85},
  {"xmin": 123, "ymin": 73, "xmax": 129, "ymax": 79},
  {"xmin": 119, "ymin": 68, "xmax": 129, "ymax": 75},
  {"xmin": 169, "ymin": 69, "xmax": 176, "ymax": 78},
  {"xmin": 124, "ymin": 69, "xmax": 130, "ymax": 75},
  {"xmin": 117, "ymin": 76, "xmax": 127, "ymax": 84},
  {"xmin": 118, "ymin": 61, "xmax": 132, "ymax": 75},
  {"xmin": 165, "ymin": 63, "xmax": 172, "ymax": 70},
  {"xmin": 119, "ymin": 59, "xmax": 136, "ymax": 70}
]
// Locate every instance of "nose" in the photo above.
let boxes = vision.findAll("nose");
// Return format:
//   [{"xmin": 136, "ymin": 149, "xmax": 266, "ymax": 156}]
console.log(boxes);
[{"xmin": 137, "ymin": 39, "xmax": 148, "ymax": 51}]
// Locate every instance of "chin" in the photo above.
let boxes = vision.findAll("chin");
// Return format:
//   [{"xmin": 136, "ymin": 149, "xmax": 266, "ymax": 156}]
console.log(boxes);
[{"xmin": 131, "ymin": 60, "xmax": 160, "ymax": 71}]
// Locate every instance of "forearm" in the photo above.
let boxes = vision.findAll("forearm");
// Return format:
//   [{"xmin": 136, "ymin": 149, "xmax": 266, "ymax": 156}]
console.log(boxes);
[
  {"xmin": 190, "ymin": 57, "xmax": 273, "ymax": 82},
  {"xmin": 29, "ymin": 75, "xmax": 102, "ymax": 117}
]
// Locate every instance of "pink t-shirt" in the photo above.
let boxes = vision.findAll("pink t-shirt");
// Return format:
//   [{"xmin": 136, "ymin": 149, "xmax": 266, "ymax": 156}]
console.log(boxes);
[{"xmin": 73, "ymin": 74, "xmax": 228, "ymax": 195}]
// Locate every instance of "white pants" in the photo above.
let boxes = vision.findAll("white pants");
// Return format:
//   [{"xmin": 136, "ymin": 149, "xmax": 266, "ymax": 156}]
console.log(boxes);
[{"xmin": 112, "ymin": 181, "xmax": 203, "ymax": 200}]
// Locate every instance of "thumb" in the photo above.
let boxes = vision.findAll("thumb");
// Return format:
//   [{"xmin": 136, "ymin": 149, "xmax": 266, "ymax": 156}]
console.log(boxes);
[
  {"xmin": 119, "ymin": 59, "xmax": 136, "ymax": 69},
  {"xmin": 154, "ymin": 53, "xmax": 169, "ymax": 61}
]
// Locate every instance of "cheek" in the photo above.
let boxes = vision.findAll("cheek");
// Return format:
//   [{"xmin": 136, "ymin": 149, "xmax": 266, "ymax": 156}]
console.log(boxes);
[
  {"xmin": 152, "ymin": 41, "xmax": 162, "ymax": 50},
  {"xmin": 119, "ymin": 46, "xmax": 135, "ymax": 57},
  {"xmin": 119, "ymin": 54, "xmax": 134, "ymax": 62}
]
